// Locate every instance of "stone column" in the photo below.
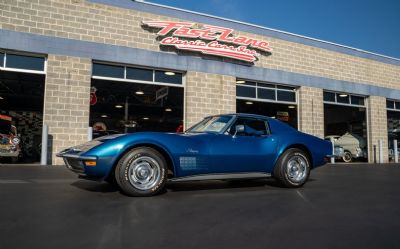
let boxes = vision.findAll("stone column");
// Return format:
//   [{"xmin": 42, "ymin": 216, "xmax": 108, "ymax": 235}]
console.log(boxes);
[
  {"xmin": 367, "ymin": 96, "xmax": 388, "ymax": 163},
  {"xmin": 184, "ymin": 71, "xmax": 235, "ymax": 129},
  {"xmin": 298, "ymin": 86, "xmax": 324, "ymax": 138},
  {"xmin": 43, "ymin": 55, "xmax": 91, "ymax": 165}
]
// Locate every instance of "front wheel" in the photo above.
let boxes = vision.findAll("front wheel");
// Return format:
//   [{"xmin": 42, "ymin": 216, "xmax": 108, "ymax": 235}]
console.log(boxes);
[
  {"xmin": 115, "ymin": 147, "xmax": 167, "ymax": 197},
  {"xmin": 273, "ymin": 148, "xmax": 310, "ymax": 188}
]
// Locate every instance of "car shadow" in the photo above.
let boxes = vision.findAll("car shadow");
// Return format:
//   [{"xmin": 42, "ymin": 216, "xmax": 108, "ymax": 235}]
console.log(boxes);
[
  {"xmin": 71, "ymin": 180, "xmax": 119, "ymax": 193},
  {"xmin": 70, "ymin": 178, "xmax": 317, "ymax": 195},
  {"xmin": 166, "ymin": 178, "xmax": 282, "ymax": 192}
]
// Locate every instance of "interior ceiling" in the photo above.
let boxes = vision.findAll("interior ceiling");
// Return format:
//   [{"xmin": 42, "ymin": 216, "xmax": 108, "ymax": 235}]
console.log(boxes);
[
  {"xmin": 92, "ymin": 79, "xmax": 183, "ymax": 107},
  {"xmin": 0, "ymin": 71, "xmax": 45, "ymax": 112}
]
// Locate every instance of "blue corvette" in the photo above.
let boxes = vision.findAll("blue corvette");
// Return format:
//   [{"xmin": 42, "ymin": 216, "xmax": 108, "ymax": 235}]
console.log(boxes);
[{"xmin": 57, "ymin": 113, "xmax": 332, "ymax": 196}]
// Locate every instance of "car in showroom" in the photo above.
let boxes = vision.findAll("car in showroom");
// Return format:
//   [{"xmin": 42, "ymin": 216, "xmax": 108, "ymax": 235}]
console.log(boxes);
[
  {"xmin": 325, "ymin": 133, "xmax": 367, "ymax": 162},
  {"xmin": 388, "ymin": 129, "xmax": 400, "ymax": 161},
  {"xmin": 0, "ymin": 115, "xmax": 21, "ymax": 163},
  {"xmin": 58, "ymin": 113, "xmax": 333, "ymax": 197}
]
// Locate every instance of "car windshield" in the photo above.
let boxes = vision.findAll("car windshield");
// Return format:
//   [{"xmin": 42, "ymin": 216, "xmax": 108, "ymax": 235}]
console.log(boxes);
[{"xmin": 187, "ymin": 115, "xmax": 232, "ymax": 133}]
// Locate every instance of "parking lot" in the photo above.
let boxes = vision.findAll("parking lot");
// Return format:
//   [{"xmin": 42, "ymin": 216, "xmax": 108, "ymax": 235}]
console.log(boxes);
[{"xmin": 0, "ymin": 163, "xmax": 399, "ymax": 249}]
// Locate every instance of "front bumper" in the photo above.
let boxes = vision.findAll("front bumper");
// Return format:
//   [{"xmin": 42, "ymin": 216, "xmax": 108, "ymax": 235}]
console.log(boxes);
[
  {"xmin": 57, "ymin": 151, "xmax": 110, "ymax": 181},
  {"xmin": 0, "ymin": 150, "xmax": 20, "ymax": 157},
  {"xmin": 57, "ymin": 153, "xmax": 97, "ymax": 174},
  {"xmin": 354, "ymin": 149, "xmax": 367, "ymax": 159}
]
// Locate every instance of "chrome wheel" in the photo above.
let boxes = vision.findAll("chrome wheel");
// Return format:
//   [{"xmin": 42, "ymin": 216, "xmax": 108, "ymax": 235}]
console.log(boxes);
[
  {"xmin": 127, "ymin": 156, "xmax": 161, "ymax": 190},
  {"xmin": 342, "ymin": 151, "xmax": 352, "ymax": 163},
  {"xmin": 286, "ymin": 155, "xmax": 308, "ymax": 183}
]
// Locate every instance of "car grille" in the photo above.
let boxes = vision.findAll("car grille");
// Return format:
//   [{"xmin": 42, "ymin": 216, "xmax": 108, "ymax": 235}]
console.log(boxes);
[{"xmin": 64, "ymin": 158, "xmax": 84, "ymax": 173}]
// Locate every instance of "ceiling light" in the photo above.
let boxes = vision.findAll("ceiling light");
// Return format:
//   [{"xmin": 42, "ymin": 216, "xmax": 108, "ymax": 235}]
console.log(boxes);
[
  {"xmin": 236, "ymin": 80, "xmax": 245, "ymax": 84},
  {"xmin": 164, "ymin": 71, "xmax": 175, "ymax": 76},
  {"xmin": 142, "ymin": 117, "xmax": 149, "ymax": 120},
  {"xmin": 165, "ymin": 108, "xmax": 172, "ymax": 112},
  {"xmin": 339, "ymin": 94, "xmax": 348, "ymax": 97},
  {"xmin": 101, "ymin": 114, "xmax": 108, "ymax": 118},
  {"xmin": 135, "ymin": 90, "xmax": 144, "ymax": 95},
  {"xmin": 115, "ymin": 105, "xmax": 123, "ymax": 108},
  {"xmin": 245, "ymin": 101, "xmax": 253, "ymax": 105},
  {"xmin": 288, "ymin": 105, "xmax": 296, "ymax": 109}
]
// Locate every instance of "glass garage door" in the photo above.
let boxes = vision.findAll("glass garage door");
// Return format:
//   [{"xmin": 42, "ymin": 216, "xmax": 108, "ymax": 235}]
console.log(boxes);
[
  {"xmin": 236, "ymin": 79, "xmax": 298, "ymax": 129},
  {"xmin": 0, "ymin": 51, "xmax": 46, "ymax": 164},
  {"xmin": 90, "ymin": 62, "xmax": 184, "ymax": 138}
]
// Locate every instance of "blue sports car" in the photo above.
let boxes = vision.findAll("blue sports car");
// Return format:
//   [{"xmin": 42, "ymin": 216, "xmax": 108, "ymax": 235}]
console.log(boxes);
[{"xmin": 57, "ymin": 113, "xmax": 332, "ymax": 196}]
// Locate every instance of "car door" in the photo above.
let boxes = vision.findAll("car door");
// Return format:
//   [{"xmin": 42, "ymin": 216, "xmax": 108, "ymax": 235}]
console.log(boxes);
[{"xmin": 209, "ymin": 117, "xmax": 278, "ymax": 173}]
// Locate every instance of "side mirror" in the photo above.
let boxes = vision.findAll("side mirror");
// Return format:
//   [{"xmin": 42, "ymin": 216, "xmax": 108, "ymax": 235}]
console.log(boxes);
[{"xmin": 233, "ymin": 125, "xmax": 245, "ymax": 137}]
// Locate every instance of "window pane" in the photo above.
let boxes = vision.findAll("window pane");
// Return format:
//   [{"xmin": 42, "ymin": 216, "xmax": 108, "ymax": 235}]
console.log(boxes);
[
  {"xmin": 257, "ymin": 82, "xmax": 274, "ymax": 88},
  {"xmin": 92, "ymin": 63, "xmax": 124, "ymax": 78},
  {"xmin": 126, "ymin": 67, "xmax": 153, "ymax": 81},
  {"xmin": 155, "ymin": 70, "xmax": 182, "ymax": 84},
  {"xmin": 277, "ymin": 90, "xmax": 295, "ymax": 102},
  {"xmin": 351, "ymin": 96, "xmax": 364, "ymax": 106},
  {"xmin": 258, "ymin": 88, "xmax": 275, "ymax": 100},
  {"xmin": 0, "ymin": 52, "xmax": 4, "ymax": 67},
  {"xmin": 323, "ymin": 91, "xmax": 335, "ymax": 102},
  {"xmin": 236, "ymin": 80, "xmax": 256, "ymax": 86},
  {"xmin": 6, "ymin": 54, "xmax": 45, "ymax": 71},
  {"xmin": 244, "ymin": 119, "xmax": 268, "ymax": 135},
  {"xmin": 230, "ymin": 118, "xmax": 268, "ymax": 136},
  {"xmin": 387, "ymin": 100, "xmax": 395, "ymax": 109},
  {"xmin": 277, "ymin": 85, "xmax": 295, "ymax": 90},
  {"xmin": 336, "ymin": 94, "xmax": 350, "ymax": 104},
  {"xmin": 237, "ymin": 86, "xmax": 256, "ymax": 98},
  {"xmin": 396, "ymin": 102, "xmax": 400, "ymax": 110},
  {"xmin": 242, "ymin": 81, "xmax": 256, "ymax": 86}
]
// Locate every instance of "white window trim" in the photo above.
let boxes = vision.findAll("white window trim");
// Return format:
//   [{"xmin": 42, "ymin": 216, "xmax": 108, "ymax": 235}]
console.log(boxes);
[
  {"xmin": 237, "ymin": 96, "xmax": 298, "ymax": 105},
  {"xmin": 0, "ymin": 67, "xmax": 46, "ymax": 75},
  {"xmin": 323, "ymin": 90, "xmax": 366, "ymax": 107},
  {"xmin": 387, "ymin": 99, "xmax": 400, "ymax": 112},
  {"xmin": 92, "ymin": 61, "xmax": 185, "ymax": 87},
  {"xmin": 236, "ymin": 81, "xmax": 297, "ymax": 104},
  {"xmin": 0, "ymin": 51, "xmax": 47, "ymax": 74},
  {"xmin": 92, "ymin": 75, "xmax": 185, "ymax": 88}
]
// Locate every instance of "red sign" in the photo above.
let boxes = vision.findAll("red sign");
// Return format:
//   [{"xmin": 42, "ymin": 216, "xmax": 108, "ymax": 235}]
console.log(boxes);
[
  {"xmin": 90, "ymin": 87, "xmax": 97, "ymax": 106},
  {"xmin": 0, "ymin": 114, "xmax": 12, "ymax": 122},
  {"xmin": 143, "ymin": 21, "xmax": 272, "ymax": 62}
]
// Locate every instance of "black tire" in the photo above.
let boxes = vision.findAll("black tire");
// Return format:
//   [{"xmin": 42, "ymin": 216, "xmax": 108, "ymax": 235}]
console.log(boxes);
[
  {"xmin": 115, "ymin": 147, "xmax": 167, "ymax": 197},
  {"xmin": 273, "ymin": 148, "xmax": 310, "ymax": 188},
  {"xmin": 342, "ymin": 151, "xmax": 353, "ymax": 163}
]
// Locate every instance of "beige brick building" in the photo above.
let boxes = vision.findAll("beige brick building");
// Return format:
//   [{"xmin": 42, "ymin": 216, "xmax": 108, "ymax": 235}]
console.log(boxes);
[{"xmin": 0, "ymin": 0, "xmax": 399, "ymax": 164}]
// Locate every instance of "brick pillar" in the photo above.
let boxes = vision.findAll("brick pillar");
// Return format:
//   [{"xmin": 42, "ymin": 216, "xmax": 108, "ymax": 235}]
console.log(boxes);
[
  {"xmin": 43, "ymin": 55, "xmax": 91, "ymax": 165},
  {"xmin": 367, "ymin": 96, "xmax": 388, "ymax": 163},
  {"xmin": 298, "ymin": 86, "xmax": 324, "ymax": 138},
  {"xmin": 185, "ymin": 71, "xmax": 235, "ymax": 129}
]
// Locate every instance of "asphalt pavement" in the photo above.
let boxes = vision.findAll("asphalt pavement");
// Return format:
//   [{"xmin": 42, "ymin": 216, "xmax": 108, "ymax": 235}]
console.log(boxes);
[{"xmin": 0, "ymin": 163, "xmax": 399, "ymax": 249}]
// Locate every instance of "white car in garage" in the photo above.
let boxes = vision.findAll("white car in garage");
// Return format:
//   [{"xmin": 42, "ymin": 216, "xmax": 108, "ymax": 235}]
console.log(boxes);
[{"xmin": 325, "ymin": 133, "xmax": 367, "ymax": 162}]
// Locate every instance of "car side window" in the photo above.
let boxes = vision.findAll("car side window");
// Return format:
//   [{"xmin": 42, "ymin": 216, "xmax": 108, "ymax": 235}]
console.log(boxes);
[{"xmin": 229, "ymin": 118, "xmax": 269, "ymax": 136}]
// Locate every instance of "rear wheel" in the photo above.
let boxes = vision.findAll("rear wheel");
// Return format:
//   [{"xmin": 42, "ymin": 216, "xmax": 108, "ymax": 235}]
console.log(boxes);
[
  {"xmin": 115, "ymin": 147, "xmax": 167, "ymax": 197},
  {"xmin": 273, "ymin": 148, "xmax": 310, "ymax": 188},
  {"xmin": 342, "ymin": 151, "xmax": 353, "ymax": 163}
]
